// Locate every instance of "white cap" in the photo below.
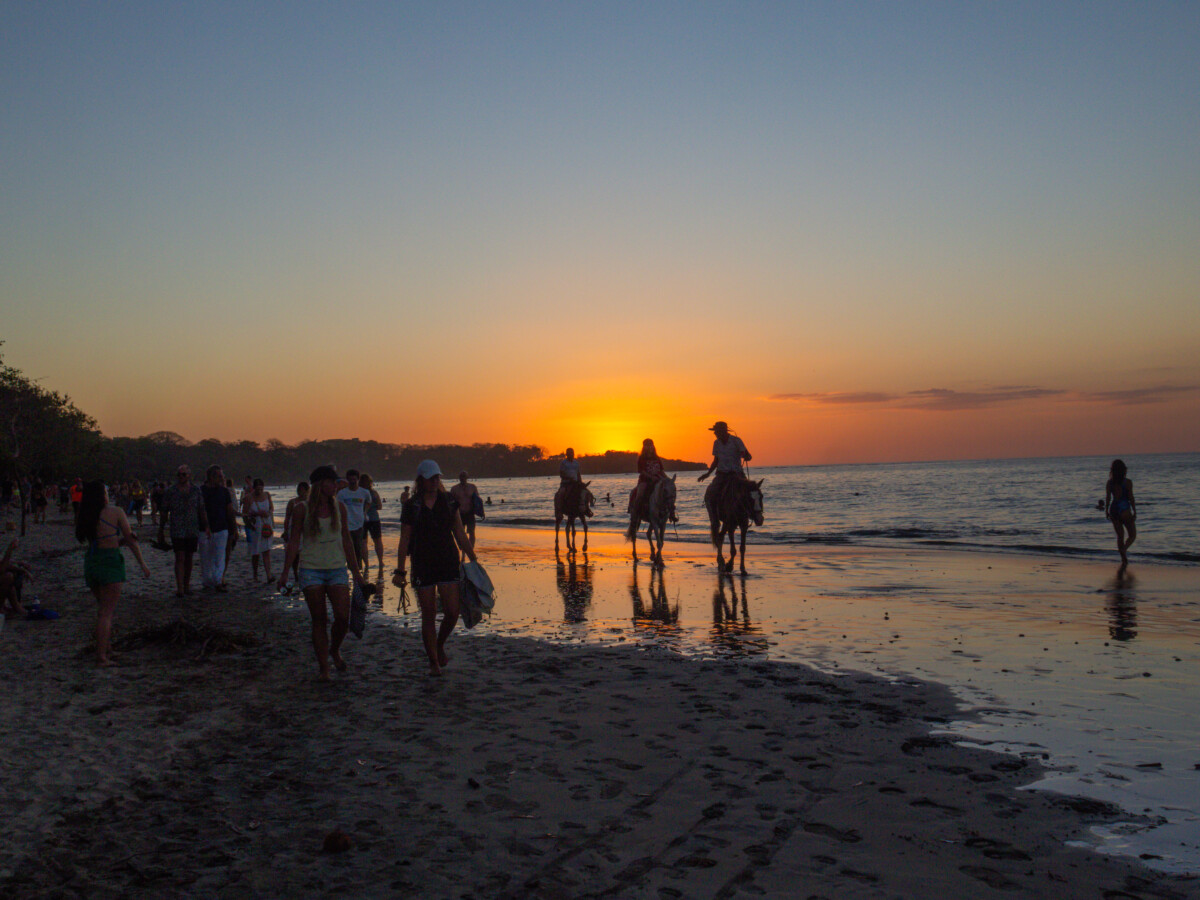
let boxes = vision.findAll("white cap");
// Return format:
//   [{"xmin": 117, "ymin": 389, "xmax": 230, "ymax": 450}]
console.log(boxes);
[{"xmin": 416, "ymin": 459, "xmax": 443, "ymax": 480}]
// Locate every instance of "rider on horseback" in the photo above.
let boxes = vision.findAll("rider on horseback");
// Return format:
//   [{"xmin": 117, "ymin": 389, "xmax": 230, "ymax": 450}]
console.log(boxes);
[
  {"xmin": 698, "ymin": 421, "xmax": 752, "ymax": 532},
  {"xmin": 629, "ymin": 439, "xmax": 667, "ymax": 518},
  {"xmin": 555, "ymin": 448, "xmax": 588, "ymax": 518}
]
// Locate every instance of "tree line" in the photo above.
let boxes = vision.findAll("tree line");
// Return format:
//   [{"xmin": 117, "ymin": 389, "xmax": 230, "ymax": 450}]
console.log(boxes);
[{"xmin": 1, "ymin": 349, "xmax": 704, "ymax": 509}]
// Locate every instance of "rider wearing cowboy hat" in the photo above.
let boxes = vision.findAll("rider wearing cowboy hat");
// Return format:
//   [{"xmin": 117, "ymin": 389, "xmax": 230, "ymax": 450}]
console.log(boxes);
[{"xmin": 698, "ymin": 421, "xmax": 752, "ymax": 532}]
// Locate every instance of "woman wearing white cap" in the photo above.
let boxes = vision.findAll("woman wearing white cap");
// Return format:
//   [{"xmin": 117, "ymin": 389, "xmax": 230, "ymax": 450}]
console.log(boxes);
[{"xmin": 392, "ymin": 460, "xmax": 477, "ymax": 675}]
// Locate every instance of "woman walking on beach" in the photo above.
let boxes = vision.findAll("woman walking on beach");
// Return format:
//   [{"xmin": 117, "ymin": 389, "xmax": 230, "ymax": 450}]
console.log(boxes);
[
  {"xmin": 278, "ymin": 466, "xmax": 366, "ymax": 679},
  {"xmin": 392, "ymin": 460, "xmax": 477, "ymax": 676},
  {"xmin": 242, "ymin": 478, "xmax": 275, "ymax": 581},
  {"xmin": 1105, "ymin": 459, "xmax": 1137, "ymax": 569},
  {"xmin": 77, "ymin": 481, "xmax": 151, "ymax": 667}
]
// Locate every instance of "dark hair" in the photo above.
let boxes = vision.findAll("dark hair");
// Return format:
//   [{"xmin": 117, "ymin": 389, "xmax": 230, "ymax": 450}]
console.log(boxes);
[
  {"xmin": 297, "ymin": 481, "xmax": 309, "ymax": 491},
  {"xmin": 253, "ymin": 478, "xmax": 265, "ymax": 490},
  {"xmin": 206, "ymin": 464, "xmax": 222, "ymax": 481},
  {"xmin": 639, "ymin": 438, "xmax": 659, "ymax": 461},
  {"xmin": 1110, "ymin": 459, "xmax": 1127, "ymax": 482},
  {"xmin": 346, "ymin": 468, "xmax": 360, "ymax": 479},
  {"xmin": 75, "ymin": 481, "xmax": 108, "ymax": 543}
]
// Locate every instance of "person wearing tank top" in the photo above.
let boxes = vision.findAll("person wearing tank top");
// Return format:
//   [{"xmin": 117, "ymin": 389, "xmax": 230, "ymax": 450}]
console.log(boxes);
[{"xmin": 278, "ymin": 465, "xmax": 367, "ymax": 681}]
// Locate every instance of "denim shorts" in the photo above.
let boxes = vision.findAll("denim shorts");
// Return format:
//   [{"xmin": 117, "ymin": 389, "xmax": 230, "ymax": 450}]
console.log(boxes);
[{"xmin": 298, "ymin": 567, "xmax": 349, "ymax": 590}]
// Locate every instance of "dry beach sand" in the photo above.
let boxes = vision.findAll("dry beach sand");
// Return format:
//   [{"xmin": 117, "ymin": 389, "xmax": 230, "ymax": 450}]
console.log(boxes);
[{"xmin": 0, "ymin": 514, "xmax": 1197, "ymax": 899}]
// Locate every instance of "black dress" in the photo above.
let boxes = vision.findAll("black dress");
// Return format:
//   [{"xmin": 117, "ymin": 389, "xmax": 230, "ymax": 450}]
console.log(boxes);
[{"xmin": 401, "ymin": 493, "xmax": 461, "ymax": 587}]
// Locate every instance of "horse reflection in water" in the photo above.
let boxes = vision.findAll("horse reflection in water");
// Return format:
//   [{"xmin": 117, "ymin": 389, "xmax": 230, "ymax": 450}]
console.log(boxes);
[
  {"xmin": 1104, "ymin": 569, "xmax": 1138, "ymax": 641},
  {"xmin": 710, "ymin": 574, "xmax": 769, "ymax": 657},
  {"xmin": 556, "ymin": 548, "xmax": 594, "ymax": 623},
  {"xmin": 629, "ymin": 565, "xmax": 679, "ymax": 633}
]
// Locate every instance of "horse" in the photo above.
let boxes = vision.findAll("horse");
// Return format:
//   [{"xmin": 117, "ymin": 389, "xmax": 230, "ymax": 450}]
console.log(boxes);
[
  {"xmin": 710, "ymin": 478, "xmax": 764, "ymax": 574},
  {"xmin": 554, "ymin": 480, "xmax": 594, "ymax": 553},
  {"xmin": 625, "ymin": 475, "xmax": 677, "ymax": 565}
]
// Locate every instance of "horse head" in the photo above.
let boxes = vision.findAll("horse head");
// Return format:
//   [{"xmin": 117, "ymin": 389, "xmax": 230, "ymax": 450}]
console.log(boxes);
[
  {"xmin": 748, "ymin": 479, "xmax": 764, "ymax": 527},
  {"xmin": 662, "ymin": 474, "xmax": 678, "ymax": 523}
]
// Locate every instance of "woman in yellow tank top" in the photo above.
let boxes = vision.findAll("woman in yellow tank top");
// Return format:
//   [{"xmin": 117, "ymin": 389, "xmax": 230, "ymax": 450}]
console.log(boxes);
[{"xmin": 278, "ymin": 465, "xmax": 366, "ymax": 680}]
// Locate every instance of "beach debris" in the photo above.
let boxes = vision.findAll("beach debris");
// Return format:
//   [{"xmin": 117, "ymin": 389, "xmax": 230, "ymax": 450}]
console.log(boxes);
[
  {"xmin": 322, "ymin": 830, "xmax": 353, "ymax": 853},
  {"xmin": 109, "ymin": 619, "xmax": 262, "ymax": 659}
]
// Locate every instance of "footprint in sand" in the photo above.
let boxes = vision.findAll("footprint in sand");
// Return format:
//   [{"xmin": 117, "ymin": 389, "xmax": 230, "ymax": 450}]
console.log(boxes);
[
  {"xmin": 960, "ymin": 865, "xmax": 1022, "ymax": 891},
  {"xmin": 802, "ymin": 822, "xmax": 861, "ymax": 843}
]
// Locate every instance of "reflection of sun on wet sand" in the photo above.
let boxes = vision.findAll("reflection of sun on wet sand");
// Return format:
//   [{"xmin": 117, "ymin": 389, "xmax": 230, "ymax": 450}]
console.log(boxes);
[{"xmin": 2, "ymin": 518, "xmax": 1197, "ymax": 896}]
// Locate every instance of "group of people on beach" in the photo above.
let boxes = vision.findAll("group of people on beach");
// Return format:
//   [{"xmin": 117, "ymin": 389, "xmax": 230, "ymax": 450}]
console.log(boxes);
[
  {"xmin": 65, "ymin": 458, "xmax": 481, "ymax": 675},
  {"xmin": 6, "ymin": 434, "xmax": 1141, "ymax": 674}
]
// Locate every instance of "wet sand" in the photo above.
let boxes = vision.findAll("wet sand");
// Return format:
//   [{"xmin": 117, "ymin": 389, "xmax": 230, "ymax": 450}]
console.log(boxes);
[{"xmin": 0, "ymin": 514, "xmax": 1197, "ymax": 898}]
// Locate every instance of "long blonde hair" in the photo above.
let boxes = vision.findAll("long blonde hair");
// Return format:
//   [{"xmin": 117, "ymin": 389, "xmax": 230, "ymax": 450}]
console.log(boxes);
[{"xmin": 303, "ymin": 485, "xmax": 340, "ymax": 539}]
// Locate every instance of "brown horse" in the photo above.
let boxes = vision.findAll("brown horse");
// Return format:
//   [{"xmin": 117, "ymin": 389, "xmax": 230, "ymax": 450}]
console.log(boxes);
[
  {"xmin": 711, "ymin": 479, "xmax": 764, "ymax": 573},
  {"xmin": 555, "ymin": 480, "xmax": 594, "ymax": 552}
]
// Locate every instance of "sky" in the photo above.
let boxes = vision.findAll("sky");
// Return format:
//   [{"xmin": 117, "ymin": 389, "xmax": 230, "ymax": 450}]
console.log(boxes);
[{"xmin": 2, "ymin": 1, "xmax": 1198, "ymax": 465}]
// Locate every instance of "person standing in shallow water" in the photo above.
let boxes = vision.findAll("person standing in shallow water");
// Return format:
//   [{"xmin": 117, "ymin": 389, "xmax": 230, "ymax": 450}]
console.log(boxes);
[
  {"xmin": 1105, "ymin": 459, "xmax": 1137, "ymax": 569},
  {"xmin": 77, "ymin": 481, "xmax": 151, "ymax": 667},
  {"xmin": 278, "ymin": 466, "xmax": 366, "ymax": 680},
  {"xmin": 393, "ymin": 460, "xmax": 477, "ymax": 676}
]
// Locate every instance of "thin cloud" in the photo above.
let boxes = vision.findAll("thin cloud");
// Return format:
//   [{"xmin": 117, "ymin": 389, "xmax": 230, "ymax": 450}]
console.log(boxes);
[
  {"xmin": 768, "ymin": 386, "xmax": 1066, "ymax": 411},
  {"xmin": 1077, "ymin": 385, "xmax": 1199, "ymax": 405},
  {"xmin": 769, "ymin": 391, "xmax": 897, "ymax": 404}
]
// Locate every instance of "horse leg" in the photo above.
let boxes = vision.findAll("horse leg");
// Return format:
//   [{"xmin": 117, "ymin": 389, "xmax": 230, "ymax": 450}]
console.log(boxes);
[
  {"xmin": 581, "ymin": 517, "xmax": 588, "ymax": 552},
  {"xmin": 739, "ymin": 525, "xmax": 748, "ymax": 574},
  {"xmin": 715, "ymin": 524, "xmax": 725, "ymax": 571},
  {"xmin": 725, "ymin": 529, "xmax": 736, "ymax": 573},
  {"xmin": 554, "ymin": 515, "xmax": 560, "ymax": 549}
]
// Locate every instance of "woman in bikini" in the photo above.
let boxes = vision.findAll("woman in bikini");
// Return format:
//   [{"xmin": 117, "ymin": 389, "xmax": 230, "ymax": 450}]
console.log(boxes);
[
  {"xmin": 76, "ymin": 481, "xmax": 151, "ymax": 667},
  {"xmin": 1105, "ymin": 459, "xmax": 1137, "ymax": 568}
]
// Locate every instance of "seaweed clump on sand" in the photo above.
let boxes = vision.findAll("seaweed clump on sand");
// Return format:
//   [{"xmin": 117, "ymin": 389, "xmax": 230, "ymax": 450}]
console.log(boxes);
[{"xmin": 110, "ymin": 619, "xmax": 263, "ymax": 660}]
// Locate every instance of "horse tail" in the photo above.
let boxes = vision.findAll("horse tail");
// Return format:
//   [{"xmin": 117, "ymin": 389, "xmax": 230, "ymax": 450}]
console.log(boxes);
[
  {"xmin": 624, "ymin": 518, "xmax": 637, "ymax": 541},
  {"xmin": 710, "ymin": 518, "xmax": 721, "ymax": 547}
]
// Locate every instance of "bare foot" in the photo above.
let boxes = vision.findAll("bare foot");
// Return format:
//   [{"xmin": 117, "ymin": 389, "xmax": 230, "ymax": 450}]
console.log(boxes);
[
  {"xmin": 331, "ymin": 652, "xmax": 347, "ymax": 672},
  {"xmin": 428, "ymin": 664, "xmax": 442, "ymax": 676},
  {"xmin": 317, "ymin": 668, "xmax": 331, "ymax": 681},
  {"xmin": 437, "ymin": 648, "xmax": 450, "ymax": 669}
]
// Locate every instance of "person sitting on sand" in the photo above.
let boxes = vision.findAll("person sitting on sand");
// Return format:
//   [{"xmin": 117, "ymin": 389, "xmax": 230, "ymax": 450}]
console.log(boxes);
[
  {"xmin": 392, "ymin": 460, "xmax": 477, "ymax": 676},
  {"xmin": 77, "ymin": 481, "xmax": 151, "ymax": 667},
  {"xmin": 278, "ymin": 466, "xmax": 366, "ymax": 680},
  {"xmin": 0, "ymin": 539, "xmax": 34, "ymax": 617},
  {"xmin": 1105, "ymin": 459, "xmax": 1137, "ymax": 569}
]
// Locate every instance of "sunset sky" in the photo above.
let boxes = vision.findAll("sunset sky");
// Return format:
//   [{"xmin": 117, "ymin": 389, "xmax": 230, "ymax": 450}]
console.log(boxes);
[{"xmin": 3, "ymin": 2, "xmax": 1198, "ymax": 465}]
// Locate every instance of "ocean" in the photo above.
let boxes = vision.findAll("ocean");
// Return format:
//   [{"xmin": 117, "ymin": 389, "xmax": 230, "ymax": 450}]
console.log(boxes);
[{"xmin": 358, "ymin": 452, "xmax": 1199, "ymax": 565}]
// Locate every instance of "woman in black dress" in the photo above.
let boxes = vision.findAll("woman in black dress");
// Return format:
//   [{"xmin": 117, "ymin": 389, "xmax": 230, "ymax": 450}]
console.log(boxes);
[{"xmin": 393, "ymin": 460, "xmax": 477, "ymax": 675}]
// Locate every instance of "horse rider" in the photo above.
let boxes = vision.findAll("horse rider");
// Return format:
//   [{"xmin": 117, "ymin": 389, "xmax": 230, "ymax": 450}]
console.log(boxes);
[
  {"xmin": 630, "ymin": 438, "xmax": 666, "ymax": 517},
  {"xmin": 555, "ymin": 448, "xmax": 583, "ymax": 516},
  {"xmin": 698, "ymin": 421, "xmax": 752, "ymax": 531}
]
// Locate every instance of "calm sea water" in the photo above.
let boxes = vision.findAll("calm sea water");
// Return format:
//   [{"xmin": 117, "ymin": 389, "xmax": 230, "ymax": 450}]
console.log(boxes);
[{"xmin": 352, "ymin": 452, "xmax": 1199, "ymax": 564}]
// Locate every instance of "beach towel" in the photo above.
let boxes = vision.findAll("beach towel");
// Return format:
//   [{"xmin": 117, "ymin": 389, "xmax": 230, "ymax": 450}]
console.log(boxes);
[
  {"xmin": 459, "ymin": 561, "xmax": 495, "ymax": 629},
  {"xmin": 349, "ymin": 581, "xmax": 368, "ymax": 639}
]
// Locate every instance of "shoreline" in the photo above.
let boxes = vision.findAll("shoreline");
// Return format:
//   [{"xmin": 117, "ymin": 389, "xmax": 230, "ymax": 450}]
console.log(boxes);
[{"xmin": 0, "ymin": 517, "xmax": 1197, "ymax": 896}]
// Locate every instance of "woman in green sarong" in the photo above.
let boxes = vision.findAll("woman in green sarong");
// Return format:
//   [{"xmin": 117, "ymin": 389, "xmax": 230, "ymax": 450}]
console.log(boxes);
[{"xmin": 76, "ymin": 481, "xmax": 151, "ymax": 667}]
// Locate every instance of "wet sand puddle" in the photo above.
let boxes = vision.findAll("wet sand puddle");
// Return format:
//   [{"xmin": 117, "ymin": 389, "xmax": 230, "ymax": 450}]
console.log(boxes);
[{"xmin": 365, "ymin": 527, "xmax": 1200, "ymax": 874}]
